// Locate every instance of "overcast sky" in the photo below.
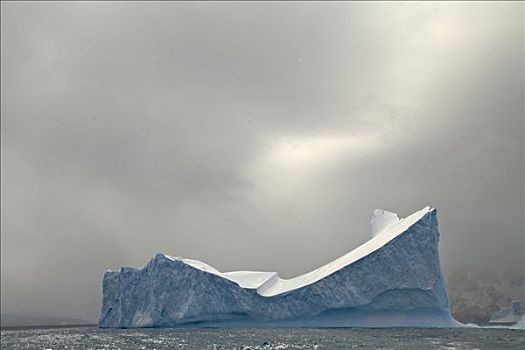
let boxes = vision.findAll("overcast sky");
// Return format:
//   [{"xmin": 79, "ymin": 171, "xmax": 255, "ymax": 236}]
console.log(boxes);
[{"xmin": 1, "ymin": 1, "xmax": 523, "ymax": 322}]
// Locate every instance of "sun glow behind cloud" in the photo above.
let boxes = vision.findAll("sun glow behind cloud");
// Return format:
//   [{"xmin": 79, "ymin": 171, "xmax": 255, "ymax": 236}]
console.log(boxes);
[
  {"xmin": 247, "ymin": 132, "xmax": 385, "ymax": 200},
  {"xmin": 267, "ymin": 133, "xmax": 384, "ymax": 165}
]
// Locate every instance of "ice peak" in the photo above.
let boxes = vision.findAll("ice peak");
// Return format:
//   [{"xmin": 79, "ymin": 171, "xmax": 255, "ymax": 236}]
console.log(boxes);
[{"xmin": 370, "ymin": 209, "xmax": 400, "ymax": 237}]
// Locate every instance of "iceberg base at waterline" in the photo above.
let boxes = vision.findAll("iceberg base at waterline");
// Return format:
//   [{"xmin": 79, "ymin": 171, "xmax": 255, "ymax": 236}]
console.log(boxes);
[{"xmin": 99, "ymin": 206, "xmax": 461, "ymax": 328}]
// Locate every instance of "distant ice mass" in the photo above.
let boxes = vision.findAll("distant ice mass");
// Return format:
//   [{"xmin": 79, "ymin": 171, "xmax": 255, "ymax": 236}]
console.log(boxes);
[
  {"xmin": 99, "ymin": 207, "xmax": 461, "ymax": 328},
  {"xmin": 488, "ymin": 300, "xmax": 524, "ymax": 328}
]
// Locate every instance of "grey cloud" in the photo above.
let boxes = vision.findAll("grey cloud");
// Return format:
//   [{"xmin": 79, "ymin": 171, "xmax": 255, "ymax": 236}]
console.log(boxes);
[{"xmin": 1, "ymin": 1, "xmax": 523, "ymax": 322}]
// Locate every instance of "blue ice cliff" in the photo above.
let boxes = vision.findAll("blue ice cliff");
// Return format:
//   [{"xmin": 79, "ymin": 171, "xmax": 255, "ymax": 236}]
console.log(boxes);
[{"xmin": 99, "ymin": 206, "xmax": 460, "ymax": 328}]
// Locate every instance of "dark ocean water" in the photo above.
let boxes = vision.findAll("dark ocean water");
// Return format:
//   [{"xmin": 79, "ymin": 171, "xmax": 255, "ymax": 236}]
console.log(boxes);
[{"xmin": 1, "ymin": 327, "xmax": 524, "ymax": 350}]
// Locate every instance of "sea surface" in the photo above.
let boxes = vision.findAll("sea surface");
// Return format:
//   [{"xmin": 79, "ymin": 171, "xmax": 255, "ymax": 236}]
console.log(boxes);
[{"xmin": 1, "ymin": 326, "xmax": 524, "ymax": 350}]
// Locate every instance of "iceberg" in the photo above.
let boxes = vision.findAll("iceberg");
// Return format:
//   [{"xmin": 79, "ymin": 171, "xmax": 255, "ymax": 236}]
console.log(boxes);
[
  {"xmin": 488, "ymin": 300, "xmax": 524, "ymax": 327},
  {"xmin": 99, "ymin": 206, "xmax": 460, "ymax": 328}
]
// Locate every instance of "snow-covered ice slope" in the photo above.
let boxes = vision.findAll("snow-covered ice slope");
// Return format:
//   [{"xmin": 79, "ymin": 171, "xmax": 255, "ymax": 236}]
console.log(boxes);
[{"xmin": 99, "ymin": 207, "xmax": 460, "ymax": 328}]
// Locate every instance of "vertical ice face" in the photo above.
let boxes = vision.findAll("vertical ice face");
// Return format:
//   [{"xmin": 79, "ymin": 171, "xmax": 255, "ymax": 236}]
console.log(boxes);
[{"xmin": 370, "ymin": 209, "xmax": 400, "ymax": 237}]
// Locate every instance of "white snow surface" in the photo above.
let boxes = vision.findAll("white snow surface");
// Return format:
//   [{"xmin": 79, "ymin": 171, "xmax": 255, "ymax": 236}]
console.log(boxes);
[
  {"xmin": 221, "ymin": 271, "xmax": 278, "ymax": 289},
  {"xmin": 164, "ymin": 206, "xmax": 432, "ymax": 297}
]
